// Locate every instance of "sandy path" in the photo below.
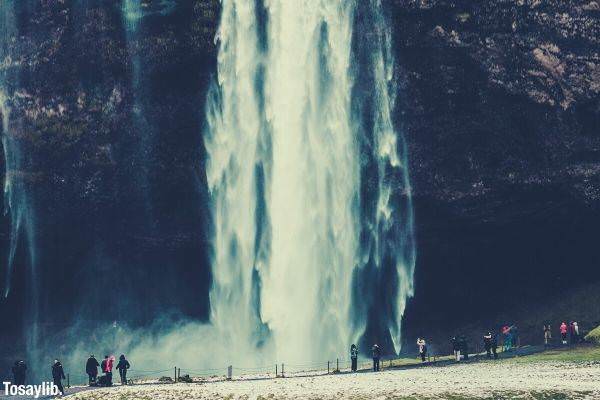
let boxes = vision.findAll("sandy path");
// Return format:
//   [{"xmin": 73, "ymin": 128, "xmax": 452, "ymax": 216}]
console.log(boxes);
[{"xmin": 66, "ymin": 360, "xmax": 600, "ymax": 399}]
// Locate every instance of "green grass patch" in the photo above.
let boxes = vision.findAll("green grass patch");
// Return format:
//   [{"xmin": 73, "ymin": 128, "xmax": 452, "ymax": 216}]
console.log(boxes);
[
  {"xmin": 585, "ymin": 325, "xmax": 600, "ymax": 344},
  {"xmin": 512, "ymin": 345, "xmax": 600, "ymax": 363}
]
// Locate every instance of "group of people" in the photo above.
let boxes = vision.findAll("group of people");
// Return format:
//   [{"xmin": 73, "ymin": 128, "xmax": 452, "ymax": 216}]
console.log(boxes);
[
  {"xmin": 11, "ymin": 359, "xmax": 66, "ymax": 395},
  {"xmin": 351, "ymin": 340, "xmax": 426, "ymax": 372},
  {"xmin": 9, "ymin": 354, "xmax": 131, "ymax": 395},
  {"xmin": 348, "ymin": 343, "xmax": 382, "ymax": 372},
  {"xmin": 10, "ymin": 321, "xmax": 586, "ymax": 387},
  {"xmin": 556, "ymin": 321, "xmax": 581, "ymax": 345},
  {"xmin": 86, "ymin": 354, "xmax": 131, "ymax": 386}
]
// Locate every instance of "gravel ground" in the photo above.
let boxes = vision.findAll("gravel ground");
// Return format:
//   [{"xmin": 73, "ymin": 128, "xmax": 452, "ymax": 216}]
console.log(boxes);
[{"xmin": 63, "ymin": 359, "xmax": 600, "ymax": 400}]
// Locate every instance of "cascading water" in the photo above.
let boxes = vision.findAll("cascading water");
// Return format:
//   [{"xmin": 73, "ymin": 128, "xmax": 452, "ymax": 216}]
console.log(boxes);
[
  {"xmin": 351, "ymin": 0, "xmax": 417, "ymax": 353},
  {"xmin": 1, "ymin": 1, "xmax": 42, "ymax": 379},
  {"xmin": 205, "ymin": 0, "xmax": 415, "ymax": 363},
  {"xmin": 0, "ymin": 1, "xmax": 38, "ymax": 305}
]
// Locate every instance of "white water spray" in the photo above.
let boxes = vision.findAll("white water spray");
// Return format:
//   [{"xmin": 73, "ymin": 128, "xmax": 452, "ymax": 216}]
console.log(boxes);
[{"xmin": 205, "ymin": 0, "xmax": 415, "ymax": 364}]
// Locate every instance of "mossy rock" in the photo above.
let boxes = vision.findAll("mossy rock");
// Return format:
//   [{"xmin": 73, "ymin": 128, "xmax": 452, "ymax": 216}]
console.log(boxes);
[{"xmin": 584, "ymin": 325, "xmax": 600, "ymax": 344}]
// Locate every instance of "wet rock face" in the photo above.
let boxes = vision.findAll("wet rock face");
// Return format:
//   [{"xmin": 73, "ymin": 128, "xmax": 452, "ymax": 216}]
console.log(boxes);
[
  {"xmin": 0, "ymin": 1, "xmax": 220, "ymax": 332},
  {"xmin": 389, "ymin": 0, "xmax": 600, "ymax": 337},
  {"xmin": 389, "ymin": 0, "xmax": 600, "ymax": 210}
]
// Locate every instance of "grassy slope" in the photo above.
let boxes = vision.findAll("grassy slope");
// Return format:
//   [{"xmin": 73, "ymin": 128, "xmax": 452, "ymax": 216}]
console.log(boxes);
[
  {"xmin": 512, "ymin": 345, "xmax": 600, "ymax": 363},
  {"xmin": 585, "ymin": 325, "xmax": 600, "ymax": 344}
]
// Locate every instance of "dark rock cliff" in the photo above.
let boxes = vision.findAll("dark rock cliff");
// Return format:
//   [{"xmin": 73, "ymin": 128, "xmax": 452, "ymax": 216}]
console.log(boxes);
[{"xmin": 390, "ymin": 0, "xmax": 600, "ymax": 347}]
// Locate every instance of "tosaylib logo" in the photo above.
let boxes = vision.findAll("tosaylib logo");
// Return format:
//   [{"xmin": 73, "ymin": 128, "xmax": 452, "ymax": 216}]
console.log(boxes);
[{"xmin": 3, "ymin": 382, "xmax": 60, "ymax": 398}]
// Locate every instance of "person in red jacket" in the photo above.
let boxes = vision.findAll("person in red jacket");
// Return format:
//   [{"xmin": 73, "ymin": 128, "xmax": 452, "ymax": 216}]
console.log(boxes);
[{"xmin": 560, "ymin": 322, "xmax": 568, "ymax": 345}]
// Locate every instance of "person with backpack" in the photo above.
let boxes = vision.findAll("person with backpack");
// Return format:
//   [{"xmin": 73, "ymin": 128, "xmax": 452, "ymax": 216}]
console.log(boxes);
[
  {"xmin": 116, "ymin": 354, "xmax": 131, "ymax": 385},
  {"xmin": 350, "ymin": 344, "xmax": 358, "ymax": 372},
  {"xmin": 372, "ymin": 344, "xmax": 381, "ymax": 372},
  {"xmin": 52, "ymin": 359, "xmax": 66, "ymax": 396},
  {"xmin": 86, "ymin": 355, "xmax": 100, "ymax": 386}
]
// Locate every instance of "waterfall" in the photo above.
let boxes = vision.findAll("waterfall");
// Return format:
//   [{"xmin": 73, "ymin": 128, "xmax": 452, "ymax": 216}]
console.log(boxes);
[
  {"xmin": 0, "ymin": 1, "xmax": 38, "ymax": 304},
  {"xmin": 205, "ymin": 0, "xmax": 415, "ymax": 362},
  {"xmin": 1, "ymin": 1, "xmax": 42, "ymax": 380},
  {"xmin": 350, "ymin": 0, "xmax": 416, "ymax": 353}
]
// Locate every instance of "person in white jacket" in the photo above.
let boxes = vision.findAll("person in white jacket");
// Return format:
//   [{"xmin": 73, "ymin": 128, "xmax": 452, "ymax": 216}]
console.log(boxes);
[{"xmin": 417, "ymin": 338, "xmax": 427, "ymax": 362}]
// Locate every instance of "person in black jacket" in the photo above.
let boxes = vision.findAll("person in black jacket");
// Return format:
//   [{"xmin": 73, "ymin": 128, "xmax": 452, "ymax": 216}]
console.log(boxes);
[
  {"xmin": 483, "ymin": 332, "xmax": 493, "ymax": 359},
  {"xmin": 372, "ymin": 344, "xmax": 381, "ymax": 372},
  {"xmin": 52, "ymin": 359, "xmax": 66, "ymax": 395},
  {"xmin": 451, "ymin": 337, "xmax": 461, "ymax": 361},
  {"xmin": 11, "ymin": 360, "xmax": 26, "ymax": 385},
  {"xmin": 116, "ymin": 354, "xmax": 131, "ymax": 385},
  {"xmin": 86, "ymin": 354, "xmax": 100, "ymax": 385},
  {"xmin": 459, "ymin": 336, "xmax": 469, "ymax": 360},
  {"xmin": 491, "ymin": 333, "xmax": 499, "ymax": 359}
]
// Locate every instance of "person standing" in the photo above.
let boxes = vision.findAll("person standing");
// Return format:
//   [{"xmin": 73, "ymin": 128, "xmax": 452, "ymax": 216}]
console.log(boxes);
[
  {"xmin": 451, "ymin": 337, "xmax": 461, "ymax": 361},
  {"xmin": 11, "ymin": 360, "xmax": 26, "ymax": 385},
  {"xmin": 512, "ymin": 325, "xmax": 519, "ymax": 348},
  {"xmin": 502, "ymin": 326, "xmax": 512, "ymax": 351},
  {"xmin": 491, "ymin": 333, "xmax": 498, "ymax": 359},
  {"xmin": 483, "ymin": 332, "xmax": 493, "ymax": 359},
  {"xmin": 86, "ymin": 355, "xmax": 100, "ymax": 385},
  {"xmin": 116, "ymin": 355, "xmax": 131, "ymax": 385},
  {"xmin": 372, "ymin": 344, "xmax": 380, "ymax": 372},
  {"xmin": 459, "ymin": 336, "xmax": 469, "ymax": 360},
  {"xmin": 544, "ymin": 325, "xmax": 552, "ymax": 346},
  {"xmin": 416, "ymin": 338, "xmax": 427, "ymax": 362},
  {"xmin": 52, "ymin": 359, "xmax": 66, "ymax": 396},
  {"xmin": 11, "ymin": 361, "xmax": 20, "ymax": 385},
  {"xmin": 350, "ymin": 344, "xmax": 358, "ymax": 372},
  {"xmin": 101, "ymin": 355, "xmax": 114, "ymax": 386},
  {"xmin": 572, "ymin": 321, "xmax": 580, "ymax": 344},
  {"xmin": 560, "ymin": 322, "xmax": 568, "ymax": 345}
]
